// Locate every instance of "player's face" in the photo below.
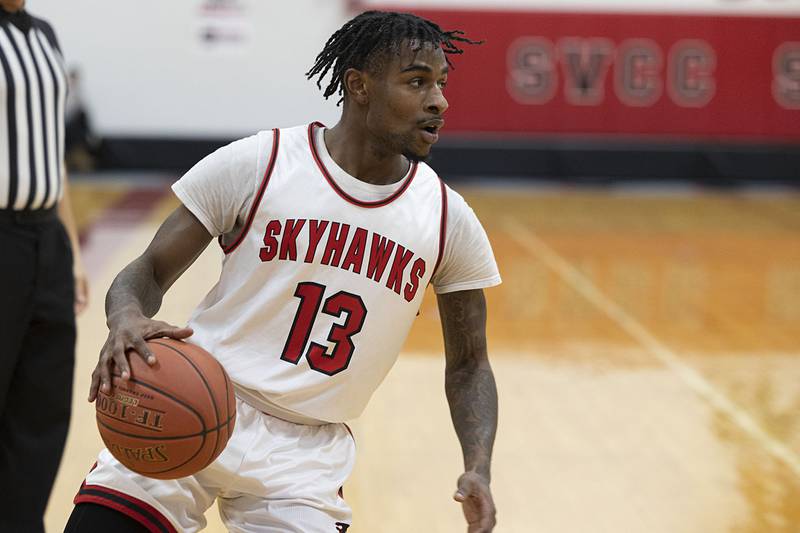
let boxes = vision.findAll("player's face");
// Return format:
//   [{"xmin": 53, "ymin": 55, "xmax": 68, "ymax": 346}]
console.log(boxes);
[
  {"xmin": 0, "ymin": 0, "xmax": 25, "ymax": 12},
  {"xmin": 366, "ymin": 41, "xmax": 449, "ymax": 162}
]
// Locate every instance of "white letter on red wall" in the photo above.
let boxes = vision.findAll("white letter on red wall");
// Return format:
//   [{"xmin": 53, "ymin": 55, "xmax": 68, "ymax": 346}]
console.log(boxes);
[
  {"xmin": 668, "ymin": 40, "xmax": 716, "ymax": 107},
  {"xmin": 559, "ymin": 38, "xmax": 614, "ymax": 106},
  {"xmin": 506, "ymin": 37, "xmax": 557, "ymax": 105},
  {"xmin": 615, "ymin": 39, "xmax": 663, "ymax": 107},
  {"xmin": 773, "ymin": 42, "xmax": 800, "ymax": 109}
]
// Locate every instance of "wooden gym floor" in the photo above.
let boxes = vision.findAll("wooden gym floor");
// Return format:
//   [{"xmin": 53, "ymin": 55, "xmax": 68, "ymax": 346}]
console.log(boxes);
[{"xmin": 44, "ymin": 177, "xmax": 800, "ymax": 533}]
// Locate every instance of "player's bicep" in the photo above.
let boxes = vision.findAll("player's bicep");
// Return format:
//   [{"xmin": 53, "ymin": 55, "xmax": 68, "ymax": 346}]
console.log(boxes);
[
  {"xmin": 437, "ymin": 289, "xmax": 489, "ymax": 369},
  {"xmin": 143, "ymin": 204, "xmax": 214, "ymax": 292}
]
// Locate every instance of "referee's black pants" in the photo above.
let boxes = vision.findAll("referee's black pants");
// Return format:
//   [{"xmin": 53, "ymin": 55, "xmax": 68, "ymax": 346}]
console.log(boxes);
[{"xmin": 0, "ymin": 209, "xmax": 76, "ymax": 533}]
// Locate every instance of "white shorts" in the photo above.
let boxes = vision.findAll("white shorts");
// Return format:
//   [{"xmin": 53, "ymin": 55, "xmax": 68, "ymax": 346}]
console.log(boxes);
[{"xmin": 76, "ymin": 398, "xmax": 355, "ymax": 532}]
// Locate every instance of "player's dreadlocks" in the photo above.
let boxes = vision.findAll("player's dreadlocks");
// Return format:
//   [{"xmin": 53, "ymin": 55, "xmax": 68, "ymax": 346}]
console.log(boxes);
[{"xmin": 306, "ymin": 11, "xmax": 482, "ymax": 105}]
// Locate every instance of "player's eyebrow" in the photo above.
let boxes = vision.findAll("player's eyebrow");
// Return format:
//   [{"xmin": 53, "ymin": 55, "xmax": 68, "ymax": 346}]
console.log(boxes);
[{"xmin": 400, "ymin": 63, "xmax": 449, "ymax": 74}]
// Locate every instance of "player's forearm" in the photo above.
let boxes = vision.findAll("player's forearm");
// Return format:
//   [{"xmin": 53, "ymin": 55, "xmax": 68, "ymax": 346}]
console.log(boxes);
[
  {"xmin": 105, "ymin": 206, "xmax": 213, "ymax": 327},
  {"xmin": 438, "ymin": 289, "xmax": 498, "ymax": 481},
  {"xmin": 446, "ymin": 360, "xmax": 498, "ymax": 481},
  {"xmin": 105, "ymin": 257, "xmax": 166, "ymax": 325}
]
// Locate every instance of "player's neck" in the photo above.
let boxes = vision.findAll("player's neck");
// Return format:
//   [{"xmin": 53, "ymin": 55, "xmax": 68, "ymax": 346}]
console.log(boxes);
[{"xmin": 324, "ymin": 121, "xmax": 410, "ymax": 186}]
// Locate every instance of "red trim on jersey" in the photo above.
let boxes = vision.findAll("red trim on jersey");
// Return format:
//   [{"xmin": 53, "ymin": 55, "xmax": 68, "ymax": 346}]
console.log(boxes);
[
  {"xmin": 343, "ymin": 422, "xmax": 356, "ymax": 448},
  {"xmin": 307, "ymin": 122, "xmax": 418, "ymax": 208},
  {"xmin": 74, "ymin": 483, "xmax": 177, "ymax": 533},
  {"xmin": 220, "ymin": 128, "xmax": 281, "ymax": 255},
  {"xmin": 431, "ymin": 179, "xmax": 448, "ymax": 278}
]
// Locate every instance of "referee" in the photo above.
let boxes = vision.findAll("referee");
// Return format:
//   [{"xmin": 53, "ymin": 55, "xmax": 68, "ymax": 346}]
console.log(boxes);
[{"xmin": 1, "ymin": 1, "xmax": 88, "ymax": 531}]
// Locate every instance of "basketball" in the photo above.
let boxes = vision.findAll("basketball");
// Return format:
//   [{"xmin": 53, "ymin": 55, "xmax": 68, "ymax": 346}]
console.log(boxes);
[{"xmin": 95, "ymin": 338, "xmax": 236, "ymax": 480}]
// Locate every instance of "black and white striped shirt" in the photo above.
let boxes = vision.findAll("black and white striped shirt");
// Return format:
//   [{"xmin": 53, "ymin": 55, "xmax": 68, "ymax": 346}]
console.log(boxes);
[{"xmin": 0, "ymin": 9, "xmax": 67, "ymax": 211}]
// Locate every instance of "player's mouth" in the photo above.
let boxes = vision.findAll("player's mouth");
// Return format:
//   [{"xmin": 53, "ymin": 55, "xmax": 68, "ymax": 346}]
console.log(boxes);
[{"xmin": 418, "ymin": 118, "xmax": 444, "ymax": 144}]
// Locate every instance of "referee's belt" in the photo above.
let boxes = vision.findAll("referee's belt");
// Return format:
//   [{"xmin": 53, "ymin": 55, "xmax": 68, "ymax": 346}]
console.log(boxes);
[{"xmin": 0, "ymin": 207, "xmax": 58, "ymax": 225}]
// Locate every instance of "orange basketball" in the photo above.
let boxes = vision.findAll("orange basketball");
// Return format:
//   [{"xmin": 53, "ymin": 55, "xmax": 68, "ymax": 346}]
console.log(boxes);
[{"xmin": 95, "ymin": 338, "xmax": 236, "ymax": 480}]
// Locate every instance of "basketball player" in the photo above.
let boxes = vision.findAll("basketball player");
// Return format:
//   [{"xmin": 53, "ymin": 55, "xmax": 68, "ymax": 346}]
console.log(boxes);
[{"xmin": 67, "ymin": 11, "xmax": 499, "ymax": 533}]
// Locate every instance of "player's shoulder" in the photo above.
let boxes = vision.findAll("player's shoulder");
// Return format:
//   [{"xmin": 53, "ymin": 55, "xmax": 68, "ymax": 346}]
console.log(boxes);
[
  {"xmin": 414, "ymin": 164, "xmax": 476, "ymax": 226},
  {"xmin": 252, "ymin": 128, "xmax": 276, "ymax": 147},
  {"xmin": 29, "ymin": 14, "xmax": 61, "ymax": 52},
  {"xmin": 219, "ymin": 132, "xmax": 260, "ymax": 156},
  {"xmin": 224, "ymin": 128, "xmax": 283, "ymax": 153},
  {"xmin": 417, "ymin": 163, "xmax": 469, "ymax": 206},
  {"xmin": 444, "ymin": 185, "xmax": 475, "ymax": 226},
  {"xmin": 275, "ymin": 123, "xmax": 313, "ymax": 133},
  {"xmin": 414, "ymin": 161, "xmax": 450, "ymax": 193},
  {"xmin": 264, "ymin": 123, "xmax": 317, "ymax": 151}
]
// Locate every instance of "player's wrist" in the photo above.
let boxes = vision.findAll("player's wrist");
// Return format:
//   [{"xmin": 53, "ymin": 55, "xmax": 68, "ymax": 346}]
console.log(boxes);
[
  {"xmin": 106, "ymin": 304, "xmax": 146, "ymax": 329},
  {"xmin": 463, "ymin": 466, "xmax": 491, "ymax": 484}
]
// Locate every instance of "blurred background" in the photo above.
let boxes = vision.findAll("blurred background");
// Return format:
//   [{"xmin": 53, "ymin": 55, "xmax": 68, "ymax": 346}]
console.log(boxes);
[{"xmin": 31, "ymin": 0, "xmax": 800, "ymax": 531}]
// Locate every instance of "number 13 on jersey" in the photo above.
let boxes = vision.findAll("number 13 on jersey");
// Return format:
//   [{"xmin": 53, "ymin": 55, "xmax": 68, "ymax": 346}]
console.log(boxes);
[{"xmin": 280, "ymin": 282, "xmax": 368, "ymax": 376}]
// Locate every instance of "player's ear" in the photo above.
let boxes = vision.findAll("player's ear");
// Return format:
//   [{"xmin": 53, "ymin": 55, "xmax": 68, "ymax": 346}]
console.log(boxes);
[{"xmin": 343, "ymin": 68, "xmax": 369, "ymax": 105}]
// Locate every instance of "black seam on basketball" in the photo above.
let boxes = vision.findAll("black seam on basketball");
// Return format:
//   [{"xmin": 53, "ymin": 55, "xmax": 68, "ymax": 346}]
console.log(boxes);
[
  {"xmin": 96, "ymin": 414, "xmax": 234, "ymax": 478},
  {"xmin": 102, "ymin": 361, "xmax": 212, "ymax": 476},
  {"xmin": 78, "ymin": 487, "xmax": 171, "ymax": 533},
  {"xmin": 149, "ymin": 340, "xmax": 222, "ymax": 469},
  {"xmin": 95, "ymin": 412, "xmax": 167, "ymax": 434},
  {"xmin": 105, "ymin": 376, "xmax": 206, "ymax": 432},
  {"xmin": 96, "ymin": 415, "xmax": 209, "ymax": 476},
  {"xmin": 96, "ymin": 413, "xmax": 235, "ymax": 441}
]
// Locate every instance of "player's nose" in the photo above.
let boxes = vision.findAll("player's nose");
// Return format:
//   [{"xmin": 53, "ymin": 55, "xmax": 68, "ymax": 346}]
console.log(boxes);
[{"xmin": 426, "ymin": 87, "xmax": 449, "ymax": 115}]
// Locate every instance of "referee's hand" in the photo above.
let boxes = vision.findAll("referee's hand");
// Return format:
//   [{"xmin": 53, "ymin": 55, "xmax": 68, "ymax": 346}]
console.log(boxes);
[
  {"xmin": 88, "ymin": 313, "xmax": 193, "ymax": 402},
  {"xmin": 74, "ymin": 268, "xmax": 89, "ymax": 315},
  {"xmin": 454, "ymin": 471, "xmax": 496, "ymax": 532}
]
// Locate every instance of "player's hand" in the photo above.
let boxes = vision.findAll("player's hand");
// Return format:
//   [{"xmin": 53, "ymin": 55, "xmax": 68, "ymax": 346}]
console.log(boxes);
[
  {"xmin": 454, "ymin": 471, "xmax": 496, "ymax": 532},
  {"xmin": 88, "ymin": 312, "xmax": 193, "ymax": 402}
]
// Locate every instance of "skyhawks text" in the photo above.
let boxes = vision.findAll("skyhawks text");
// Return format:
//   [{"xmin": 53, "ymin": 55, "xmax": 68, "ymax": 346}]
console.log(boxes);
[{"xmin": 259, "ymin": 218, "xmax": 428, "ymax": 303}]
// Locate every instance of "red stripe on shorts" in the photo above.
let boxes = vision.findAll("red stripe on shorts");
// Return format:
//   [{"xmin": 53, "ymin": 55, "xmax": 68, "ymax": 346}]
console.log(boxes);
[{"xmin": 74, "ymin": 483, "xmax": 177, "ymax": 533}]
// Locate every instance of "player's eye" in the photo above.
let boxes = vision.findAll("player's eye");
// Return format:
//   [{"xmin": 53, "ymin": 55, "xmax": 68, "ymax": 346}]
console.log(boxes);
[
  {"xmin": 409, "ymin": 78, "xmax": 423, "ymax": 88},
  {"xmin": 437, "ymin": 80, "xmax": 448, "ymax": 90}
]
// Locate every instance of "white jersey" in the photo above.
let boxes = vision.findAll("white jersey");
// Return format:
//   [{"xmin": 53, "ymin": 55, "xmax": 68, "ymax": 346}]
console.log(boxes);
[{"xmin": 173, "ymin": 123, "xmax": 500, "ymax": 422}]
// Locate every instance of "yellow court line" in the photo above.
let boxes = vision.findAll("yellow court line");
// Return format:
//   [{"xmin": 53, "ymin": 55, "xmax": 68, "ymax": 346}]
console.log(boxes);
[{"xmin": 503, "ymin": 217, "xmax": 800, "ymax": 479}]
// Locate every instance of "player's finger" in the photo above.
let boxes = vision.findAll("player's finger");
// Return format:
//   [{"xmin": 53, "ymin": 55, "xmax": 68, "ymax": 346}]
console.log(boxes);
[
  {"xmin": 466, "ymin": 509, "xmax": 495, "ymax": 533},
  {"xmin": 89, "ymin": 338, "xmax": 112, "ymax": 401},
  {"xmin": 167, "ymin": 326, "xmax": 194, "ymax": 339},
  {"xmin": 477, "ymin": 506, "xmax": 497, "ymax": 531},
  {"xmin": 88, "ymin": 367, "xmax": 101, "ymax": 402},
  {"xmin": 130, "ymin": 337, "xmax": 156, "ymax": 366},
  {"xmin": 119, "ymin": 337, "xmax": 156, "ymax": 380},
  {"xmin": 454, "ymin": 475, "xmax": 475, "ymax": 501},
  {"xmin": 102, "ymin": 340, "xmax": 126, "ymax": 393},
  {"xmin": 477, "ymin": 493, "xmax": 497, "ymax": 531},
  {"xmin": 469, "ymin": 523, "xmax": 495, "ymax": 533},
  {"xmin": 98, "ymin": 349, "xmax": 115, "ymax": 396},
  {"xmin": 147, "ymin": 321, "xmax": 193, "ymax": 340},
  {"xmin": 110, "ymin": 341, "xmax": 131, "ymax": 385}
]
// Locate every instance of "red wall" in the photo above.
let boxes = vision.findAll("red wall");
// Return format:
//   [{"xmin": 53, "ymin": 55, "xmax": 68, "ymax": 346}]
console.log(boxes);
[{"xmin": 364, "ymin": 7, "xmax": 800, "ymax": 143}]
